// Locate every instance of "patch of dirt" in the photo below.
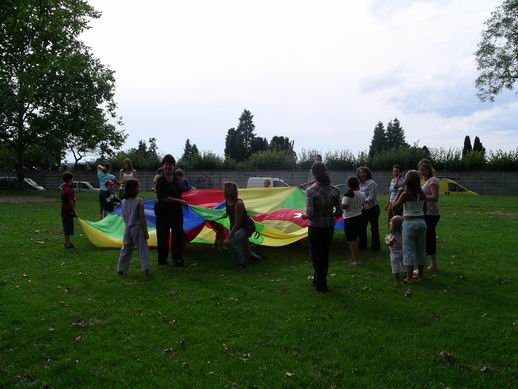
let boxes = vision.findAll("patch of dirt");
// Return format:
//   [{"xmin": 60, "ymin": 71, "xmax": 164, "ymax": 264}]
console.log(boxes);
[{"xmin": 0, "ymin": 195, "xmax": 56, "ymax": 204}]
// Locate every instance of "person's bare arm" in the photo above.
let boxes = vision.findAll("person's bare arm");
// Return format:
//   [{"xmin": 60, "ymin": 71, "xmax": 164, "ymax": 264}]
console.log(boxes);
[
  {"xmin": 392, "ymin": 190, "xmax": 407, "ymax": 210},
  {"xmin": 427, "ymin": 182, "xmax": 439, "ymax": 202},
  {"xmin": 139, "ymin": 199, "xmax": 149, "ymax": 239},
  {"xmin": 299, "ymin": 179, "xmax": 316, "ymax": 189}
]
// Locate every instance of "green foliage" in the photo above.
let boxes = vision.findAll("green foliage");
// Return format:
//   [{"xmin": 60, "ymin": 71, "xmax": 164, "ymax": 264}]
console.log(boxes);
[
  {"xmin": 324, "ymin": 150, "xmax": 356, "ymax": 170},
  {"xmin": 429, "ymin": 147, "xmax": 464, "ymax": 171},
  {"xmin": 386, "ymin": 118, "xmax": 407, "ymax": 149},
  {"xmin": 1, "ymin": 193, "xmax": 517, "ymax": 387},
  {"xmin": 475, "ymin": 0, "xmax": 518, "ymax": 101},
  {"xmin": 269, "ymin": 136, "xmax": 295, "ymax": 157},
  {"xmin": 185, "ymin": 151, "xmax": 224, "ymax": 170},
  {"xmin": 250, "ymin": 137, "xmax": 269, "ymax": 155},
  {"xmin": 369, "ymin": 122, "xmax": 387, "ymax": 156},
  {"xmin": 462, "ymin": 136, "xmax": 473, "ymax": 158},
  {"xmin": 297, "ymin": 149, "xmax": 321, "ymax": 169},
  {"xmin": 243, "ymin": 150, "xmax": 296, "ymax": 170},
  {"xmin": 473, "ymin": 136, "xmax": 485, "ymax": 155},
  {"xmin": 107, "ymin": 138, "xmax": 161, "ymax": 171},
  {"xmin": 368, "ymin": 146, "xmax": 430, "ymax": 171},
  {"xmin": 486, "ymin": 149, "xmax": 518, "ymax": 170},
  {"xmin": 0, "ymin": 0, "xmax": 124, "ymax": 186}
]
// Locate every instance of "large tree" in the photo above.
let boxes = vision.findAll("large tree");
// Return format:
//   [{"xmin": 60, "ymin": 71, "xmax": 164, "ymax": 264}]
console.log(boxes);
[
  {"xmin": 224, "ymin": 127, "xmax": 246, "ymax": 162},
  {"xmin": 462, "ymin": 135, "xmax": 473, "ymax": 158},
  {"xmin": 269, "ymin": 136, "xmax": 295, "ymax": 157},
  {"xmin": 369, "ymin": 122, "xmax": 387, "ymax": 156},
  {"xmin": 236, "ymin": 109, "xmax": 256, "ymax": 159},
  {"xmin": 475, "ymin": 0, "xmax": 518, "ymax": 101},
  {"xmin": 250, "ymin": 137, "xmax": 268, "ymax": 155},
  {"xmin": 473, "ymin": 136, "xmax": 486, "ymax": 155},
  {"xmin": 385, "ymin": 118, "xmax": 407, "ymax": 149},
  {"xmin": 0, "ymin": 0, "xmax": 124, "ymax": 188}
]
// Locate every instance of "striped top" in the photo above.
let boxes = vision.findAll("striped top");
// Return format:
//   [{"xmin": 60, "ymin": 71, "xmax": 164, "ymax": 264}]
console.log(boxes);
[
  {"xmin": 422, "ymin": 177, "xmax": 440, "ymax": 216},
  {"xmin": 360, "ymin": 179, "xmax": 378, "ymax": 210}
]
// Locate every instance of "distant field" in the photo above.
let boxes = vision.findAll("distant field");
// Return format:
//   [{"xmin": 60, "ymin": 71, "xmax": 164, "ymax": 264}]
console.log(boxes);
[{"xmin": 0, "ymin": 191, "xmax": 517, "ymax": 387}]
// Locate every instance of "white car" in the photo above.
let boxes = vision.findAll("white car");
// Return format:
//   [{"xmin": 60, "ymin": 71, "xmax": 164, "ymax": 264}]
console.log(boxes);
[
  {"xmin": 59, "ymin": 181, "xmax": 99, "ymax": 191},
  {"xmin": 0, "ymin": 177, "xmax": 46, "ymax": 190},
  {"xmin": 246, "ymin": 177, "xmax": 290, "ymax": 188}
]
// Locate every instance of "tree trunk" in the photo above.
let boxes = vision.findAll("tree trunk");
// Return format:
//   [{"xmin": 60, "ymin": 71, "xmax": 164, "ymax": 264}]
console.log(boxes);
[{"xmin": 15, "ymin": 145, "xmax": 24, "ymax": 191}]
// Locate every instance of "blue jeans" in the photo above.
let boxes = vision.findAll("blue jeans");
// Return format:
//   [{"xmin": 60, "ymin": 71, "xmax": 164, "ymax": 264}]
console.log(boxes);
[{"xmin": 402, "ymin": 220, "xmax": 427, "ymax": 266}]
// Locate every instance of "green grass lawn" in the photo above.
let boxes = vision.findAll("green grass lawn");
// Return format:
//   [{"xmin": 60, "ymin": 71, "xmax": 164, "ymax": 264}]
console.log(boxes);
[{"xmin": 0, "ymin": 191, "xmax": 517, "ymax": 388}]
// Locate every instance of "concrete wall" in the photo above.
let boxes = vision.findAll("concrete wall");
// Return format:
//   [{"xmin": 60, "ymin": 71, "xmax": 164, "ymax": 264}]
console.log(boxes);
[{"xmin": 2, "ymin": 170, "xmax": 518, "ymax": 195}]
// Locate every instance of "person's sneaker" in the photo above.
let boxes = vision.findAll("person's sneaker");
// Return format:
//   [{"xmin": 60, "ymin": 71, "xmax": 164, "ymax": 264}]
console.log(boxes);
[
  {"xmin": 117, "ymin": 271, "xmax": 124, "ymax": 276},
  {"xmin": 174, "ymin": 261, "xmax": 186, "ymax": 267},
  {"xmin": 144, "ymin": 270, "xmax": 152, "ymax": 278},
  {"xmin": 64, "ymin": 244, "xmax": 75, "ymax": 249}
]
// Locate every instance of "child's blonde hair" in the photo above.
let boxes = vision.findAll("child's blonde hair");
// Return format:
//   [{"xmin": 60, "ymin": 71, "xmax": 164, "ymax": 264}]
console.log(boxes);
[{"xmin": 390, "ymin": 215, "xmax": 403, "ymax": 233}]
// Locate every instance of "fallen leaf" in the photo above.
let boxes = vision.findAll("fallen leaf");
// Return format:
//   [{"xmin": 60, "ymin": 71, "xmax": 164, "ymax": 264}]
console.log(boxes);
[
  {"xmin": 169, "ymin": 320, "xmax": 177, "ymax": 326},
  {"xmin": 48, "ymin": 327, "xmax": 55, "ymax": 332},
  {"xmin": 35, "ymin": 241, "xmax": 45, "ymax": 245},
  {"xmin": 440, "ymin": 350, "xmax": 455, "ymax": 365},
  {"xmin": 404, "ymin": 289, "xmax": 412, "ymax": 297},
  {"xmin": 352, "ymin": 368, "xmax": 360, "ymax": 375},
  {"xmin": 181, "ymin": 362, "xmax": 190, "ymax": 369},
  {"xmin": 64, "ymin": 287, "xmax": 70, "ymax": 293},
  {"xmin": 285, "ymin": 372, "xmax": 295, "ymax": 377},
  {"xmin": 480, "ymin": 366, "xmax": 489, "ymax": 373},
  {"xmin": 75, "ymin": 336, "xmax": 81, "ymax": 342}
]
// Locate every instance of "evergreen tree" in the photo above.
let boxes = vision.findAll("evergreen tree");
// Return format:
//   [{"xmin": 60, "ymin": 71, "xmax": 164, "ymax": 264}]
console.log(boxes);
[
  {"xmin": 462, "ymin": 135, "xmax": 473, "ymax": 158},
  {"xmin": 369, "ymin": 122, "xmax": 387, "ymax": 156},
  {"xmin": 422, "ymin": 145, "xmax": 431, "ymax": 158},
  {"xmin": 224, "ymin": 128, "xmax": 246, "ymax": 162},
  {"xmin": 236, "ymin": 109, "xmax": 256, "ymax": 158},
  {"xmin": 182, "ymin": 139, "xmax": 199, "ymax": 161},
  {"xmin": 269, "ymin": 136, "xmax": 295, "ymax": 156},
  {"xmin": 386, "ymin": 118, "xmax": 407, "ymax": 149},
  {"xmin": 473, "ymin": 136, "xmax": 486, "ymax": 155},
  {"xmin": 250, "ymin": 137, "xmax": 269, "ymax": 154}
]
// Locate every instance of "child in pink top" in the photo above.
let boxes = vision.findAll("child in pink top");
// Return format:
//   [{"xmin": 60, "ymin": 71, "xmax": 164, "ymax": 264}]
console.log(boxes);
[{"xmin": 385, "ymin": 215, "xmax": 404, "ymax": 282}]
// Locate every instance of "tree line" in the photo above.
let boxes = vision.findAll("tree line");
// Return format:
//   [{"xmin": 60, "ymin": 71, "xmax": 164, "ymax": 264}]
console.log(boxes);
[{"xmin": 2, "ymin": 0, "xmax": 518, "ymax": 190}]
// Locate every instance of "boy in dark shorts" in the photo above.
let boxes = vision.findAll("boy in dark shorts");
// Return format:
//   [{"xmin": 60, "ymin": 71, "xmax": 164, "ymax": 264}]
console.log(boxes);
[
  {"xmin": 61, "ymin": 171, "xmax": 76, "ymax": 249},
  {"xmin": 102, "ymin": 179, "xmax": 121, "ymax": 214}
]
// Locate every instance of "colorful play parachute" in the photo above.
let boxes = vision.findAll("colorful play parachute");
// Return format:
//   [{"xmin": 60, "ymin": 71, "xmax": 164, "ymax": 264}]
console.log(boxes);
[{"xmin": 79, "ymin": 187, "xmax": 344, "ymax": 248}]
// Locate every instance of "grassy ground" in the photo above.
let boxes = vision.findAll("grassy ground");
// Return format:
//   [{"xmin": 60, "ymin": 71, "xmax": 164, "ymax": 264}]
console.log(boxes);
[{"xmin": 0, "ymin": 191, "xmax": 517, "ymax": 388}]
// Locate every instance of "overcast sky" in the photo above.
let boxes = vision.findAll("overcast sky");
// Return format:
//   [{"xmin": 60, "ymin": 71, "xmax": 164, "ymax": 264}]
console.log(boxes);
[{"xmin": 82, "ymin": 0, "xmax": 517, "ymax": 158}]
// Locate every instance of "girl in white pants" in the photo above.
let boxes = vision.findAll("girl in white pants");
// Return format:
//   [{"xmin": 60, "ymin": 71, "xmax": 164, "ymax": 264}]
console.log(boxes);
[{"xmin": 117, "ymin": 179, "xmax": 151, "ymax": 277}]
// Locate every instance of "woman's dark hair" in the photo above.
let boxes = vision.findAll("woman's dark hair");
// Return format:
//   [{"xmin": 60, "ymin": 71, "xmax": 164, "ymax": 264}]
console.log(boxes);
[
  {"xmin": 123, "ymin": 179, "xmax": 139, "ymax": 199},
  {"xmin": 392, "ymin": 164, "xmax": 402, "ymax": 172},
  {"xmin": 404, "ymin": 170, "xmax": 425, "ymax": 200},
  {"xmin": 162, "ymin": 154, "xmax": 176, "ymax": 166},
  {"xmin": 356, "ymin": 166, "xmax": 372, "ymax": 181},
  {"xmin": 345, "ymin": 176, "xmax": 359, "ymax": 198},
  {"xmin": 311, "ymin": 162, "xmax": 330, "ymax": 186}
]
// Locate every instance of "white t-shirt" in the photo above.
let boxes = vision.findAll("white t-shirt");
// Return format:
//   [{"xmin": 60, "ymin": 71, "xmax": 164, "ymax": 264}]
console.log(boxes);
[{"xmin": 342, "ymin": 191, "xmax": 366, "ymax": 219}]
